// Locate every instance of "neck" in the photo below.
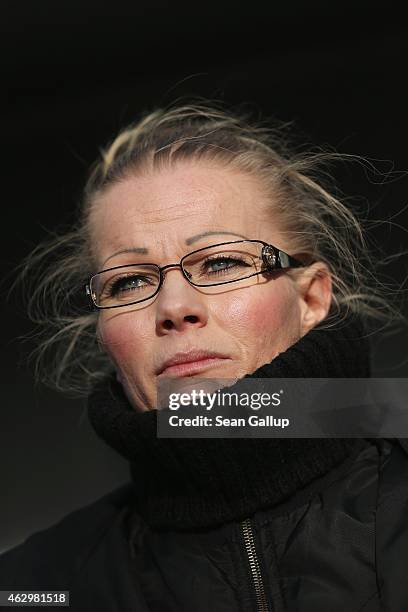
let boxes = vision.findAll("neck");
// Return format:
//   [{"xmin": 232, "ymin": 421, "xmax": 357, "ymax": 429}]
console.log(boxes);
[{"xmin": 87, "ymin": 311, "xmax": 371, "ymax": 530}]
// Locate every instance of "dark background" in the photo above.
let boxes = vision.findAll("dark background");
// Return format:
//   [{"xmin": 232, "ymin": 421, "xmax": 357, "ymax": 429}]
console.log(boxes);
[{"xmin": 1, "ymin": 1, "xmax": 408, "ymax": 552}]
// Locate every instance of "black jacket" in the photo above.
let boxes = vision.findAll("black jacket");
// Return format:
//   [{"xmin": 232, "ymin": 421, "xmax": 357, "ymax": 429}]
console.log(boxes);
[
  {"xmin": 2, "ymin": 315, "xmax": 408, "ymax": 611},
  {"xmin": 1, "ymin": 438, "xmax": 408, "ymax": 611}
]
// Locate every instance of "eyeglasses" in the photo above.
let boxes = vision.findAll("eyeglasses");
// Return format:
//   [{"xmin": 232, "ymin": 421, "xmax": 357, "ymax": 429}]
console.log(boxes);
[{"xmin": 85, "ymin": 239, "xmax": 306, "ymax": 310}]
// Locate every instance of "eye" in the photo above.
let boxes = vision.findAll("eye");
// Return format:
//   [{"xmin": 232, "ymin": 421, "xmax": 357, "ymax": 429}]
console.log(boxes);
[
  {"xmin": 108, "ymin": 274, "xmax": 154, "ymax": 295},
  {"xmin": 202, "ymin": 255, "xmax": 250, "ymax": 275}
]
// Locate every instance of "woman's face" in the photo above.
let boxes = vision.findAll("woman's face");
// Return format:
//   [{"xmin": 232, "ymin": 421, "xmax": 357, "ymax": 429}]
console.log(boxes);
[{"xmin": 90, "ymin": 160, "xmax": 328, "ymax": 411}]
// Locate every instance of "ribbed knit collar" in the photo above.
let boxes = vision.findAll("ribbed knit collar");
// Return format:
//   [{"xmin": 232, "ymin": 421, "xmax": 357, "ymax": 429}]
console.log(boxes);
[{"xmin": 87, "ymin": 312, "xmax": 371, "ymax": 531}]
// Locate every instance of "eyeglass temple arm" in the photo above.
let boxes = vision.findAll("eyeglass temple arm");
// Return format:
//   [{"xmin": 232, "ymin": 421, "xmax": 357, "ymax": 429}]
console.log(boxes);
[
  {"xmin": 263, "ymin": 244, "xmax": 305, "ymax": 270},
  {"xmin": 278, "ymin": 250, "xmax": 305, "ymax": 268},
  {"xmin": 84, "ymin": 283, "xmax": 99, "ymax": 311}
]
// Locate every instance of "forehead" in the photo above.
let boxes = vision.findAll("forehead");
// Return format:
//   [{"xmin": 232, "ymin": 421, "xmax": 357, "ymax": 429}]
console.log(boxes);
[{"xmin": 89, "ymin": 160, "xmax": 275, "ymax": 267}]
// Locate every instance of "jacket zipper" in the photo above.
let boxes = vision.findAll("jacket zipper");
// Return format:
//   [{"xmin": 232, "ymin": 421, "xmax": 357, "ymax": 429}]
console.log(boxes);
[{"xmin": 240, "ymin": 518, "xmax": 270, "ymax": 612}]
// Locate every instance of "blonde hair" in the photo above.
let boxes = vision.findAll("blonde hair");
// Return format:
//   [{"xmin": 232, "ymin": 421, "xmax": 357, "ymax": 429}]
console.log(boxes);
[{"xmin": 8, "ymin": 102, "xmax": 407, "ymax": 397}]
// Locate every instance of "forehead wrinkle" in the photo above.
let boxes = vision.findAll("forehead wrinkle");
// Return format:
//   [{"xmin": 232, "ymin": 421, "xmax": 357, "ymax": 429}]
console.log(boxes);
[{"xmin": 132, "ymin": 205, "xmax": 214, "ymax": 226}]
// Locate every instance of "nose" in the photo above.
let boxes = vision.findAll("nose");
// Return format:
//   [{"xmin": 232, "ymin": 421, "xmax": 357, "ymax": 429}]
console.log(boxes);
[{"xmin": 155, "ymin": 267, "xmax": 208, "ymax": 334}]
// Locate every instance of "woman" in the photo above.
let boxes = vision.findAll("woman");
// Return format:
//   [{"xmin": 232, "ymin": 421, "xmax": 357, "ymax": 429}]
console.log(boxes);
[{"xmin": 2, "ymin": 103, "xmax": 408, "ymax": 611}]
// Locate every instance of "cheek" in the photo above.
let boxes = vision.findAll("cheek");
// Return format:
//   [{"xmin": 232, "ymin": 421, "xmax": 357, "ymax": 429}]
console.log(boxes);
[
  {"xmin": 97, "ymin": 315, "xmax": 151, "ymax": 368},
  {"xmin": 215, "ymin": 282, "xmax": 295, "ymax": 337}
]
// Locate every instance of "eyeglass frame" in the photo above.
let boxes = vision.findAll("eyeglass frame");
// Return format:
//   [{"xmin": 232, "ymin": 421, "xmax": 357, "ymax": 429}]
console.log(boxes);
[{"xmin": 84, "ymin": 239, "xmax": 306, "ymax": 310}]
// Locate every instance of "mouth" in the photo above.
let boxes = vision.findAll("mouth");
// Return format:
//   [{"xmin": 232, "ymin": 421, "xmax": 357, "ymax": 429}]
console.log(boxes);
[
  {"xmin": 158, "ymin": 358, "xmax": 229, "ymax": 377},
  {"xmin": 156, "ymin": 351, "xmax": 230, "ymax": 378}
]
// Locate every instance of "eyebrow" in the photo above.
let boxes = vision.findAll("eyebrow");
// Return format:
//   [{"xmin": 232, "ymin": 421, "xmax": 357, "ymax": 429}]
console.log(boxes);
[
  {"xmin": 101, "ymin": 231, "xmax": 248, "ymax": 267},
  {"xmin": 185, "ymin": 231, "xmax": 248, "ymax": 245}
]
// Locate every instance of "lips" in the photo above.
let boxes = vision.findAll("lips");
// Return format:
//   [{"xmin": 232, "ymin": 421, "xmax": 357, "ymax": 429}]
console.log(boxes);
[{"xmin": 156, "ymin": 349, "xmax": 230, "ymax": 377}]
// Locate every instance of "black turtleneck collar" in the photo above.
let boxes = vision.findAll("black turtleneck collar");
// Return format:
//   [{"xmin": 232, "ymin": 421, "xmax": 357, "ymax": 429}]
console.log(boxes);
[{"xmin": 87, "ymin": 311, "xmax": 371, "ymax": 531}]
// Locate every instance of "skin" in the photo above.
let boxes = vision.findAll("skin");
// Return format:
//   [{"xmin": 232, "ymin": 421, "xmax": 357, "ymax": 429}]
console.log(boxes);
[{"xmin": 90, "ymin": 160, "xmax": 332, "ymax": 411}]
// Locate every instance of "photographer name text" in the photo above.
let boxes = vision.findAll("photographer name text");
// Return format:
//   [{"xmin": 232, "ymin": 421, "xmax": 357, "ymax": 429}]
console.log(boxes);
[{"xmin": 167, "ymin": 415, "xmax": 290, "ymax": 428}]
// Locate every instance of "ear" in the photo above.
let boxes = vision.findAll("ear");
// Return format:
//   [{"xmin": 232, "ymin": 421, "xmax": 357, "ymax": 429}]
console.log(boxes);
[{"xmin": 295, "ymin": 262, "xmax": 333, "ymax": 336}]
